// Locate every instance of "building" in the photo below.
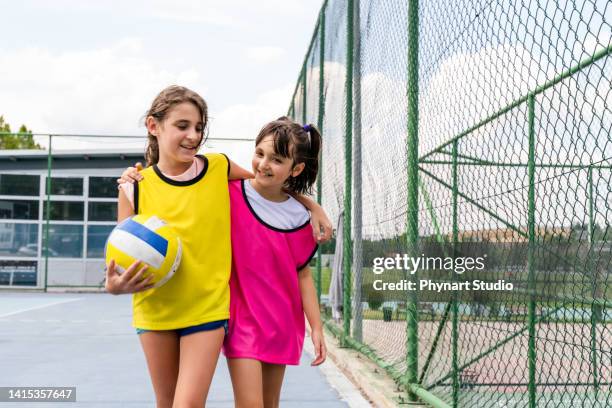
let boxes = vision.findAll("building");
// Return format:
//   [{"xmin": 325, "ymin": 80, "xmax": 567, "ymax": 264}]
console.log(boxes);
[{"xmin": 0, "ymin": 149, "xmax": 144, "ymax": 289}]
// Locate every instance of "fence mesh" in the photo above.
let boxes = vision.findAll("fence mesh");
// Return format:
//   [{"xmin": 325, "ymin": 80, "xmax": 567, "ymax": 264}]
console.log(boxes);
[{"xmin": 290, "ymin": 0, "xmax": 611, "ymax": 406}]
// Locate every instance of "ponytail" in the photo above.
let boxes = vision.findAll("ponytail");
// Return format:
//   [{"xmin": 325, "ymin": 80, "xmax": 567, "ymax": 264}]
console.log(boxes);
[
  {"xmin": 296, "ymin": 123, "xmax": 321, "ymax": 194},
  {"xmin": 145, "ymin": 133, "xmax": 159, "ymax": 167}
]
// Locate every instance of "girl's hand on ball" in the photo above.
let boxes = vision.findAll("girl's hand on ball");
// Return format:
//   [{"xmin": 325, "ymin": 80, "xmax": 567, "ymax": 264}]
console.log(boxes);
[
  {"xmin": 105, "ymin": 259, "xmax": 154, "ymax": 295},
  {"xmin": 116, "ymin": 162, "xmax": 144, "ymax": 184}
]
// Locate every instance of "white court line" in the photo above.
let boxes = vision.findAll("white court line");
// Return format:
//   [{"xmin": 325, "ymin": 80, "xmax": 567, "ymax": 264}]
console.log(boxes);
[
  {"xmin": 303, "ymin": 334, "xmax": 372, "ymax": 408},
  {"xmin": 0, "ymin": 298, "xmax": 83, "ymax": 318}
]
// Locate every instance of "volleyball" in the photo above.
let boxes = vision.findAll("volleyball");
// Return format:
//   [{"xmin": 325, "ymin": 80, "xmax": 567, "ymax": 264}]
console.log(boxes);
[{"xmin": 105, "ymin": 215, "xmax": 182, "ymax": 288}]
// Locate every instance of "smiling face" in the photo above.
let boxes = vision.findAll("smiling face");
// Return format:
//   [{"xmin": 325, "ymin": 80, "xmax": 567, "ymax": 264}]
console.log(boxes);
[
  {"xmin": 146, "ymin": 101, "xmax": 204, "ymax": 166},
  {"xmin": 252, "ymin": 134, "xmax": 304, "ymax": 191}
]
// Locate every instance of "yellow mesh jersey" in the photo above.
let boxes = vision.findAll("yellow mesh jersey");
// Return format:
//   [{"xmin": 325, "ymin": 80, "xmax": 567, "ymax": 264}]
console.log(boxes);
[{"xmin": 131, "ymin": 153, "xmax": 231, "ymax": 329}]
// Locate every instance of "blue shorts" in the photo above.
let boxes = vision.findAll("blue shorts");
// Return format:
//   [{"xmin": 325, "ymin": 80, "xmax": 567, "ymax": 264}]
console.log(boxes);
[{"xmin": 136, "ymin": 319, "xmax": 228, "ymax": 337}]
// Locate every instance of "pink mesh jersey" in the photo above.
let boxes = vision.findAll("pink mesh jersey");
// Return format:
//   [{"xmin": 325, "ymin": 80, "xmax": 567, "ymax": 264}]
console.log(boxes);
[{"xmin": 223, "ymin": 180, "xmax": 318, "ymax": 365}]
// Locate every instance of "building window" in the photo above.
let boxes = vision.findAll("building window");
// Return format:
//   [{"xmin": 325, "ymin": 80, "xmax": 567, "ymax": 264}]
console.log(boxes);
[
  {"xmin": 88, "ymin": 202, "xmax": 117, "ymax": 221},
  {"xmin": 0, "ymin": 174, "xmax": 40, "ymax": 196},
  {"xmin": 89, "ymin": 177, "xmax": 118, "ymax": 198},
  {"xmin": 42, "ymin": 225, "xmax": 83, "ymax": 258},
  {"xmin": 46, "ymin": 177, "xmax": 83, "ymax": 196},
  {"xmin": 87, "ymin": 225, "xmax": 114, "ymax": 258},
  {"xmin": 0, "ymin": 223, "xmax": 38, "ymax": 257},
  {"xmin": 0, "ymin": 200, "xmax": 39, "ymax": 220},
  {"xmin": 43, "ymin": 201, "xmax": 84, "ymax": 221}
]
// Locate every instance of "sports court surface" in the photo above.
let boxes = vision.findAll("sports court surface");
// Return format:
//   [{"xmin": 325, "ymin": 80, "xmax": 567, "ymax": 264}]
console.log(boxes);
[{"xmin": 0, "ymin": 292, "xmax": 362, "ymax": 407}]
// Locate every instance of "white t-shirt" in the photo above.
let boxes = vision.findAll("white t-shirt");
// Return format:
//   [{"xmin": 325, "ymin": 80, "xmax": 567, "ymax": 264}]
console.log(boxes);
[{"xmin": 243, "ymin": 179, "xmax": 310, "ymax": 230}]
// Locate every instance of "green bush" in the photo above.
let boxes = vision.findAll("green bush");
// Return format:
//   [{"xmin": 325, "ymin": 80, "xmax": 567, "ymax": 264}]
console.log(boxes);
[{"xmin": 365, "ymin": 284, "xmax": 385, "ymax": 310}]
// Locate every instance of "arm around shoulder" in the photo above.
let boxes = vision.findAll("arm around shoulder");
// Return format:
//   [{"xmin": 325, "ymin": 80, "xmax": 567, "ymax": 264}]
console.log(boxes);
[
  {"xmin": 292, "ymin": 194, "xmax": 333, "ymax": 243},
  {"xmin": 117, "ymin": 187, "xmax": 135, "ymax": 222},
  {"xmin": 227, "ymin": 158, "xmax": 254, "ymax": 180}
]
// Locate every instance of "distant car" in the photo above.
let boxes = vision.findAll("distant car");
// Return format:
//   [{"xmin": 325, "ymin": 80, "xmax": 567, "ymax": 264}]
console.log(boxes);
[
  {"xmin": 17, "ymin": 244, "xmax": 38, "ymax": 256},
  {"xmin": 17, "ymin": 244, "xmax": 59, "ymax": 257}
]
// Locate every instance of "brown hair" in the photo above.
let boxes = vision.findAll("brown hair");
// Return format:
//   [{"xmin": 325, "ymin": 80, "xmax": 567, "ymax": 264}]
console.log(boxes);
[
  {"xmin": 144, "ymin": 85, "xmax": 208, "ymax": 166},
  {"xmin": 255, "ymin": 116, "xmax": 321, "ymax": 195}
]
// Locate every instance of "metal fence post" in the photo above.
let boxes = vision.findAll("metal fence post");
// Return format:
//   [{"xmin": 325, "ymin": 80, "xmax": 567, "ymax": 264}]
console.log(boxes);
[
  {"xmin": 342, "ymin": 0, "xmax": 354, "ymax": 346},
  {"xmin": 587, "ymin": 166, "xmax": 600, "ymax": 397},
  {"xmin": 452, "ymin": 140, "xmax": 459, "ymax": 407},
  {"xmin": 352, "ymin": 0, "xmax": 363, "ymax": 343},
  {"xmin": 406, "ymin": 0, "xmax": 420, "ymax": 401},
  {"xmin": 43, "ymin": 135, "xmax": 52, "ymax": 292},
  {"xmin": 316, "ymin": 5, "xmax": 326, "ymax": 305},
  {"xmin": 527, "ymin": 93, "xmax": 537, "ymax": 408}
]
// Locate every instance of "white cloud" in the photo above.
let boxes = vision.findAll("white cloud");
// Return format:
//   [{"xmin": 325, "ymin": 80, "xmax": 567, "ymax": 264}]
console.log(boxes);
[
  {"xmin": 210, "ymin": 83, "xmax": 293, "ymax": 138},
  {"xmin": 0, "ymin": 34, "xmax": 299, "ymax": 163},
  {"xmin": 30, "ymin": 0, "xmax": 321, "ymax": 27},
  {"xmin": 197, "ymin": 83, "xmax": 294, "ymax": 169},
  {"xmin": 0, "ymin": 38, "xmax": 206, "ymax": 139},
  {"xmin": 148, "ymin": 0, "xmax": 319, "ymax": 25},
  {"xmin": 245, "ymin": 46, "xmax": 286, "ymax": 65}
]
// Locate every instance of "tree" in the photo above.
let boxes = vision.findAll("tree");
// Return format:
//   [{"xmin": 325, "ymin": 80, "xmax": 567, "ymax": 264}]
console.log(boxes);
[{"xmin": 0, "ymin": 116, "xmax": 41, "ymax": 149}]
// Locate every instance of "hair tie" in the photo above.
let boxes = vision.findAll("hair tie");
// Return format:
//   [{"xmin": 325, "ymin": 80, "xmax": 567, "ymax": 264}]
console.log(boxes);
[{"xmin": 302, "ymin": 124, "xmax": 313, "ymax": 148}]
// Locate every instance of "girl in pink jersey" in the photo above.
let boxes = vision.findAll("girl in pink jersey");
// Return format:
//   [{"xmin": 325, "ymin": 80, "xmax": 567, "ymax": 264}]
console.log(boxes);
[{"xmin": 223, "ymin": 117, "xmax": 326, "ymax": 408}]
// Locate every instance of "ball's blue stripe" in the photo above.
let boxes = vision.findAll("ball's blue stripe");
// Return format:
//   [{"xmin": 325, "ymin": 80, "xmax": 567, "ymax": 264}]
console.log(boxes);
[{"xmin": 116, "ymin": 218, "xmax": 168, "ymax": 256}]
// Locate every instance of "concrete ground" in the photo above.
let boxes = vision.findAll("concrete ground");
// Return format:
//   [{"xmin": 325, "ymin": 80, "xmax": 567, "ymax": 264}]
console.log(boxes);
[{"xmin": 0, "ymin": 292, "xmax": 369, "ymax": 407}]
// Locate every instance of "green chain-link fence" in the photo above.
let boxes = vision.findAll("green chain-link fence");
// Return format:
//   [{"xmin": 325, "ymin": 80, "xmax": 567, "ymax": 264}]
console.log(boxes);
[{"xmin": 289, "ymin": 0, "xmax": 611, "ymax": 406}]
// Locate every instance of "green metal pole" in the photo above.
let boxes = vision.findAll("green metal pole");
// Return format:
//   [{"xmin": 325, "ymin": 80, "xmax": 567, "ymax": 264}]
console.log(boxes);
[
  {"xmin": 417, "ymin": 180, "xmax": 452, "ymax": 386},
  {"xmin": 316, "ymin": 5, "xmax": 326, "ymax": 305},
  {"xmin": 301, "ymin": 55, "xmax": 313, "ymax": 296},
  {"xmin": 587, "ymin": 166, "xmax": 599, "ymax": 396},
  {"xmin": 287, "ymin": 1, "xmax": 327, "ymax": 117},
  {"xmin": 301, "ymin": 65, "xmax": 307, "ymax": 125},
  {"xmin": 406, "ymin": 0, "xmax": 420, "ymax": 400},
  {"xmin": 451, "ymin": 140, "xmax": 459, "ymax": 407},
  {"xmin": 43, "ymin": 135, "xmax": 52, "ymax": 292},
  {"xmin": 342, "ymin": 0, "xmax": 354, "ymax": 346},
  {"xmin": 527, "ymin": 93, "xmax": 537, "ymax": 408},
  {"xmin": 408, "ymin": 384, "xmax": 452, "ymax": 408},
  {"xmin": 352, "ymin": 0, "xmax": 363, "ymax": 343}
]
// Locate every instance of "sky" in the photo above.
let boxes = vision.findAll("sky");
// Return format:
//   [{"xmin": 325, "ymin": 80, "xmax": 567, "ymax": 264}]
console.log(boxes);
[
  {"xmin": 1, "ymin": 0, "xmax": 609, "ymax": 237},
  {"xmin": 0, "ymin": 0, "xmax": 323, "ymax": 167}
]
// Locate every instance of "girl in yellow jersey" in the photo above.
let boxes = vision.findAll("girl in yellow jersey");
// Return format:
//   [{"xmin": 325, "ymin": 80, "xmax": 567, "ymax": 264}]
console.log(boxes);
[{"xmin": 105, "ymin": 85, "xmax": 331, "ymax": 408}]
